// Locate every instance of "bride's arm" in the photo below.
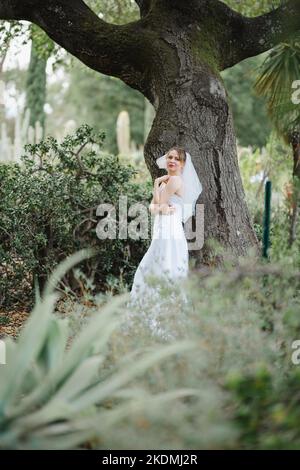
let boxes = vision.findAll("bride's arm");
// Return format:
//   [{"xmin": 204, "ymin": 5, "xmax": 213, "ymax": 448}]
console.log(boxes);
[
  {"xmin": 149, "ymin": 177, "xmax": 161, "ymax": 213},
  {"xmin": 158, "ymin": 176, "xmax": 182, "ymax": 205},
  {"xmin": 149, "ymin": 198, "xmax": 159, "ymax": 214},
  {"xmin": 149, "ymin": 196, "xmax": 170, "ymax": 215},
  {"xmin": 153, "ymin": 177, "xmax": 161, "ymax": 204},
  {"xmin": 149, "ymin": 200, "xmax": 174, "ymax": 215},
  {"xmin": 149, "ymin": 177, "xmax": 175, "ymax": 215}
]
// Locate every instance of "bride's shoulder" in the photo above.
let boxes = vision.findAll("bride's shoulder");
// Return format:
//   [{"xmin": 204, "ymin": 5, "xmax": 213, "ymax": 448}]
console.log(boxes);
[
  {"xmin": 168, "ymin": 175, "xmax": 183, "ymax": 187},
  {"xmin": 168, "ymin": 175, "xmax": 182, "ymax": 182},
  {"xmin": 169, "ymin": 175, "xmax": 181, "ymax": 179}
]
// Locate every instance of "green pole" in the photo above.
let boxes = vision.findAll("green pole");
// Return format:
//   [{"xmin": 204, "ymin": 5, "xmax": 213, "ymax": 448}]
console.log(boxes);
[{"xmin": 262, "ymin": 179, "xmax": 272, "ymax": 259}]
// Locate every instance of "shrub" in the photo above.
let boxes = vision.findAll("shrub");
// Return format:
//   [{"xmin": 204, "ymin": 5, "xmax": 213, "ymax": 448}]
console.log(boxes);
[
  {"xmin": 0, "ymin": 249, "xmax": 198, "ymax": 450},
  {"xmin": 0, "ymin": 125, "xmax": 152, "ymax": 309},
  {"xmin": 1, "ymin": 246, "xmax": 300, "ymax": 449},
  {"xmin": 105, "ymin": 246, "xmax": 300, "ymax": 449}
]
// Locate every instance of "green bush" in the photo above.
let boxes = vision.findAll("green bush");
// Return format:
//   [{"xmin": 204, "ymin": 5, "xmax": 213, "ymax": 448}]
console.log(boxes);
[
  {"xmin": 0, "ymin": 125, "xmax": 152, "ymax": 309},
  {"xmin": 1, "ymin": 245, "xmax": 300, "ymax": 449},
  {"xmin": 226, "ymin": 366, "xmax": 300, "ymax": 449},
  {"xmin": 104, "ymin": 245, "xmax": 300, "ymax": 450}
]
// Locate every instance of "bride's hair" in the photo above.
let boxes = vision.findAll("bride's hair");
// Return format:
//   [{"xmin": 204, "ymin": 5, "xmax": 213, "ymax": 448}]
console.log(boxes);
[{"xmin": 166, "ymin": 146, "xmax": 186, "ymax": 164}]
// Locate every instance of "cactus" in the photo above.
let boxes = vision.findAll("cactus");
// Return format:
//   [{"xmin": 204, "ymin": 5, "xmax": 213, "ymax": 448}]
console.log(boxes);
[
  {"xmin": 0, "ymin": 106, "xmax": 43, "ymax": 164},
  {"xmin": 116, "ymin": 109, "xmax": 130, "ymax": 156}
]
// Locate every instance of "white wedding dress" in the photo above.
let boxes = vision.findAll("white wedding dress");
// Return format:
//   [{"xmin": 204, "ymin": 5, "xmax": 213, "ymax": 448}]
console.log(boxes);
[
  {"xmin": 131, "ymin": 193, "xmax": 189, "ymax": 292},
  {"xmin": 122, "ymin": 191, "xmax": 190, "ymax": 342}
]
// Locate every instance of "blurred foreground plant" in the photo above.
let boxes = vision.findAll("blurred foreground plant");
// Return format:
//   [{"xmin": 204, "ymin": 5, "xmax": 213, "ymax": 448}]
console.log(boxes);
[{"xmin": 0, "ymin": 249, "xmax": 199, "ymax": 449}]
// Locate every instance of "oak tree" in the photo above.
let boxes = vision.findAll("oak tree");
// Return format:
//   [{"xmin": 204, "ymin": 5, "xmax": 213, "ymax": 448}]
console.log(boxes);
[{"xmin": 1, "ymin": 0, "xmax": 300, "ymax": 264}]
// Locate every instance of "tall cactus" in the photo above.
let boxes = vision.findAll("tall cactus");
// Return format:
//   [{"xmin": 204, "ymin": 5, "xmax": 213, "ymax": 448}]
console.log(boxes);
[{"xmin": 116, "ymin": 109, "xmax": 130, "ymax": 155}]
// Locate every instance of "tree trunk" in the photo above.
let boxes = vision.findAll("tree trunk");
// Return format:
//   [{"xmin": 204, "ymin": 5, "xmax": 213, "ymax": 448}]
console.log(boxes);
[
  {"xmin": 143, "ymin": 29, "xmax": 259, "ymax": 267},
  {"xmin": 288, "ymin": 131, "xmax": 300, "ymax": 247},
  {"xmin": 290, "ymin": 131, "xmax": 300, "ymax": 180}
]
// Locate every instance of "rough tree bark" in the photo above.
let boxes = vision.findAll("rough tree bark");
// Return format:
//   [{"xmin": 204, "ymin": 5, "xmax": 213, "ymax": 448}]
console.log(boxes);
[
  {"xmin": 1, "ymin": 0, "xmax": 300, "ymax": 266},
  {"xmin": 288, "ymin": 130, "xmax": 300, "ymax": 247}
]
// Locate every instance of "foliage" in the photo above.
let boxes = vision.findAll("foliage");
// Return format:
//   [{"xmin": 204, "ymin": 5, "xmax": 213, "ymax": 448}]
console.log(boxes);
[
  {"xmin": 0, "ymin": 21, "xmax": 29, "ymax": 55},
  {"xmin": 1, "ymin": 199, "xmax": 300, "ymax": 450},
  {"xmin": 226, "ymin": 366, "xmax": 300, "ymax": 449},
  {"xmin": 0, "ymin": 124, "xmax": 152, "ymax": 309},
  {"xmin": 86, "ymin": 0, "xmax": 139, "ymax": 24},
  {"xmin": 224, "ymin": 261, "xmax": 300, "ymax": 449},
  {"xmin": 25, "ymin": 25, "xmax": 48, "ymax": 131},
  {"xmin": 225, "ymin": 0, "xmax": 283, "ymax": 16},
  {"xmin": 0, "ymin": 249, "xmax": 198, "ymax": 450},
  {"xmin": 253, "ymin": 33, "xmax": 300, "ymax": 141},
  {"xmin": 0, "ymin": 21, "xmax": 63, "ymax": 68},
  {"xmin": 64, "ymin": 65, "xmax": 145, "ymax": 154},
  {"xmin": 222, "ymin": 55, "xmax": 272, "ymax": 148},
  {"xmin": 63, "ymin": 240, "xmax": 299, "ymax": 450},
  {"xmin": 238, "ymin": 131, "xmax": 293, "ymax": 232},
  {"xmin": 0, "ymin": 1, "xmax": 139, "ymax": 70}
]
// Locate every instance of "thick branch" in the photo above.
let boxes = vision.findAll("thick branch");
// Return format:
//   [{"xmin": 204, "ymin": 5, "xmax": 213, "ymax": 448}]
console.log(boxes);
[
  {"xmin": 215, "ymin": 0, "xmax": 300, "ymax": 69},
  {"xmin": 0, "ymin": 0, "xmax": 151, "ymax": 94},
  {"xmin": 134, "ymin": 0, "xmax": 152, "ymax": 18}
]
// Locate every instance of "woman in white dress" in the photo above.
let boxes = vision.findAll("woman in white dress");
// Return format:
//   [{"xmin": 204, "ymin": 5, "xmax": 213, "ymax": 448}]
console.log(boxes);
[{"xmin": 124, "ymin": 147, "xmax": 202, "ymax": 341}]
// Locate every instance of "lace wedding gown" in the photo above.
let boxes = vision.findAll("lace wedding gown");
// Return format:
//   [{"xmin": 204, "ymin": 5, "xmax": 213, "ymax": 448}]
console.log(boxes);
[{"xmin": 122, "ymin": 192, "xmax": 190, "ymax": 342}]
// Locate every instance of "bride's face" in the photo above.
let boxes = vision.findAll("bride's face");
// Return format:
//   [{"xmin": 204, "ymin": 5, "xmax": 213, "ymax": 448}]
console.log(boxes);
[{"xmin": 166, "ymin": 151, "xmax": 185, "ymax": 174}]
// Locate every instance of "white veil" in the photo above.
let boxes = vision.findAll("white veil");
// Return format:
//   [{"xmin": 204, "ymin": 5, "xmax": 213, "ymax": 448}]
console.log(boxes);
[{"xmin": 156, "ymin": 150, "xmax": 203, "ymax": 223}]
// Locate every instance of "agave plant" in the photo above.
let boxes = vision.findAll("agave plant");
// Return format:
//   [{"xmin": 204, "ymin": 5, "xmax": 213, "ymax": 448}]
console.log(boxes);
[{"xmin": 0, "ymin": 248, "xmax": 199, "ymax": 449}]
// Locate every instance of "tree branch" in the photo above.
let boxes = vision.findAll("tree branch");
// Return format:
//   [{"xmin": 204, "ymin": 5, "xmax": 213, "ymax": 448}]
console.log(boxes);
[
  {"xmin": 216, "ymin": 0, "xmax": 300, "ymax": 69},
  {"xmin": 0, "ymin": 0, "xmax": 151, "ymax": 94},
  {"xmin": 134, "ymin": 0, "xmax": 152, "ymax": 18}
]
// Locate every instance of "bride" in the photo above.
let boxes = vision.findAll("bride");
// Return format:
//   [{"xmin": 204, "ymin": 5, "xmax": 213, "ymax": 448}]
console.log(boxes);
[{"xmin": 124, "ymin": 147, "xmax": 202, "ymax": 341}]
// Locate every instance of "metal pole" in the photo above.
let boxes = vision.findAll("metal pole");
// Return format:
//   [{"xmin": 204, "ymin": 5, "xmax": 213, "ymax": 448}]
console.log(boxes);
[{"xmin": 262, "ymin": 179, "xmax": 272, "ymax": 259}]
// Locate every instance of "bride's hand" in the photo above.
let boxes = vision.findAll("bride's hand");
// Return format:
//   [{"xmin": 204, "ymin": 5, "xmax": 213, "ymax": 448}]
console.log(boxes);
[
  {"xmin": 155, "ymin": 175, "xmax": 170, "ymax": 186},
  {"xmin": 160, "ymin": 204, "xmax": 176, "ymax": 215}
]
